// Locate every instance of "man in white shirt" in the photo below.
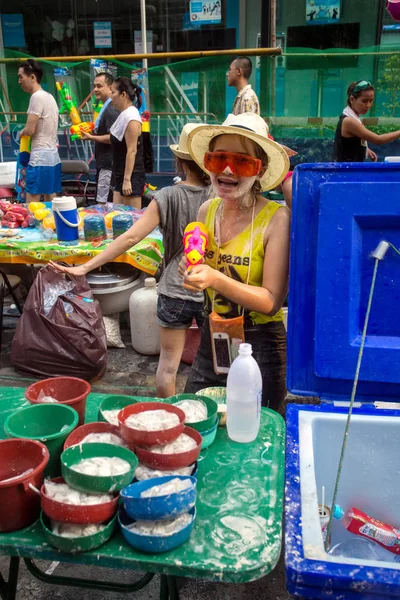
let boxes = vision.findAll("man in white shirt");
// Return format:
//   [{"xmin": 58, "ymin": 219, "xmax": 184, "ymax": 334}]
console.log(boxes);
[
  {"xmin": 18, "ymin": 59, "xmax": 61, "ymax": 202},
  {"xmin": 227, "ymin": 56, "xmax": 260, "ymax": 116}
]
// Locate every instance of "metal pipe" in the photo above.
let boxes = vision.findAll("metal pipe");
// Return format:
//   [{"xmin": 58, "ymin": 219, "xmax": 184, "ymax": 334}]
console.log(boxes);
[
  {"xmin": 140, "ymin": 0, "xmax": 148, "ymax": 70},
  {"xmin": 0, "ymin": 47, "xmax": 282, "ymax": 64}
]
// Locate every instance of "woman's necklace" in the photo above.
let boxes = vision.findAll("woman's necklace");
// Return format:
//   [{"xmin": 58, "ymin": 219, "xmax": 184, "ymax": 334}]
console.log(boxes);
[{"xmin": 216, "ymin": 197, "xmax": 257, "ymax": 246}]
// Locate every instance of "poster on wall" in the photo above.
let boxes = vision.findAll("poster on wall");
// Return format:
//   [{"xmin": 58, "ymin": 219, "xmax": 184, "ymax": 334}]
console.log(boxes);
[
  {"xmin": 306, "ymin": 0, "xmax": 340, "ymax": 24},
  {"xmin": 93, "ymin": 22, "xmax": 112, "ymax": 48},
  {"xmin": 134, "ymin": 30, "xmax": 153, "ymax": 54},
  {"xmin": 190, "ymin": 1, "xmax": 222, "ymax": 25},
  {"xmin": 1, "ymin": 14, "xmax": 26, "ymax": 47}
]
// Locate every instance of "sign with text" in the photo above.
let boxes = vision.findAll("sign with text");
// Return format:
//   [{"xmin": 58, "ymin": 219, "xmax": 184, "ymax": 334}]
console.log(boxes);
[
  {"xmin": 1, "ymin": 14, "xmax": 25, "ymax": 47},
  {"xmin": 306, "ymin": 0, "xmax": 340, "ymax": 24},
  {"xmin": 93, "ymin": 21, "xmax": 112, "ymax": 48},
  {"xmin": 134, "ymin": 30, "xmax": 153, "ymax": 54},
  {"xmin": 189, "ymin": 1, "xmax": 222, "ymax": 25}
]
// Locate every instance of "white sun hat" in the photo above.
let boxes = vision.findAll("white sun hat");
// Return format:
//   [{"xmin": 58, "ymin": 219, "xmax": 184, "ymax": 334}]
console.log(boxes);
[
  {"xmin": 169, "ymin": 122, "xmax": 203, "ymax": 160},
  {"xmin": 186, "ymin": 113, "xmax": 290, "ymax": 191}
]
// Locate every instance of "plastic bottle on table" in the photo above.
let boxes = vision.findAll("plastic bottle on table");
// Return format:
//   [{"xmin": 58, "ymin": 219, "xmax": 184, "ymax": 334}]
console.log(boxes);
[
  {"xmin": 333, "ymin": 505, "xmax": 400, "ymax": 555},
  {"xmin": 226, "ymin": 343, "xmax": 262, "ymax": 443}
]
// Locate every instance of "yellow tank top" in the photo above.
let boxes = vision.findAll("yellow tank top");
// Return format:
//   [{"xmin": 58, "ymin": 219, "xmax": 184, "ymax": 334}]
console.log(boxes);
[{"xmin": 204, "ymin": 197, "xmax": 284, "ymax": 325}]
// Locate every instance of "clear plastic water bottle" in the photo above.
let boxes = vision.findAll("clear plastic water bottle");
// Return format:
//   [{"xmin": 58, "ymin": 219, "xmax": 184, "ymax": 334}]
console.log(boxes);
[{"xmin": 226, "ymin": 343, "xmax": 262, "ymax": 443}]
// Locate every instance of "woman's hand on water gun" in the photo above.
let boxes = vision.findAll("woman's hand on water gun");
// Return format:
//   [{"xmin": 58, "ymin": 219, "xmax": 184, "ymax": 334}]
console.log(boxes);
[
  {"xmin": 81, "ymin": 131, "xmax": 94, "ymax": 141},
  {"xmin": 49, "ymin": 261, "xmax": 88, "ymax": 277},
  {"xmin": 182, "ymin": 263, "xmax": 219, "ymax": 292}
]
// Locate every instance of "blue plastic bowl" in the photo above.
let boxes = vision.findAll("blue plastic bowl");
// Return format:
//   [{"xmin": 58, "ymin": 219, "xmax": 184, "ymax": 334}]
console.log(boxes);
[
  {"xmin": 120, "ymin": 475, "xmax": 196, "ymax": 521},
  {"xmin": 119, "ymin": 506, "xmax": 195, "ymax": 553},
  {"xmin": 200, "ymin": 419, "xmax": 218, "ymax": 449}
]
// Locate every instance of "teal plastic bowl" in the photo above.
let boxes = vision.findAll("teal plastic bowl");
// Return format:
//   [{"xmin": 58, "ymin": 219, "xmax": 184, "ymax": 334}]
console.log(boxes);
[
  {"xmin": 200, "ymin": 419, "xmax": 219, "ymax": 449},
  {"xmin": 168, "ymin": 394, "xmax": 218, "ymax": 432},
  {"xmin": 196, "ymin": 387, "xmax": 227, "ymax": 426},
  {"xmin": 61, "ymin": 442, "xmax": 138, "ymax": 494}
]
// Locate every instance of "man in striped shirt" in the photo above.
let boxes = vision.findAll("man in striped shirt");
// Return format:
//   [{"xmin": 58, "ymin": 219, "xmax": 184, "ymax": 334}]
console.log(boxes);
[{"xmin": 227, "ymin": 56, "xmax": 260, "ymax": 116}]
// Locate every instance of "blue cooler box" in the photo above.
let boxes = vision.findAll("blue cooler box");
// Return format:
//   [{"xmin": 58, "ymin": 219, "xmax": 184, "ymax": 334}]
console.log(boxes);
[{"xmin": 285, "ymin": 163, "xmax": 400, "ymax": 599}]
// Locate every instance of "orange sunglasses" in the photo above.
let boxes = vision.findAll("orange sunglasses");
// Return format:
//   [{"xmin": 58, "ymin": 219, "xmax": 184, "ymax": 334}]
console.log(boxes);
[{"xmin": 204, "ymin": 151, "xmax": 262, "ymax": 177}]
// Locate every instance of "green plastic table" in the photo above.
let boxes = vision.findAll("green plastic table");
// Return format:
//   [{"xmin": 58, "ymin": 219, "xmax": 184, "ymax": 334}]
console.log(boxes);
[{"xmin": 0, "ymin": 387, "xmax": 285, "ymax": 600}]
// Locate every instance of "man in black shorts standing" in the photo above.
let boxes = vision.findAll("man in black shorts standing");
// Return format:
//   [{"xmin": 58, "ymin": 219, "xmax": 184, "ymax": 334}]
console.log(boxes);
[{"xmin": 83, "ymin": 72, "xmax": 119, "ymax": 204}]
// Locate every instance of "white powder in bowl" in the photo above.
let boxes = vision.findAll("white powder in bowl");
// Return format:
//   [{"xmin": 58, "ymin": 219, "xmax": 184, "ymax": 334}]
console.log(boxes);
[
  {"xmin": 71, "ymin": 456, "xmax": 130, "ymax": 477},
  {"xmin": 135, "ymin": 463, "xmax": 195, "ymax": 481},
  {"xmin": 44, "ymin": 480, "xmax": 113, "ymax": 505},
  {"xmin": 102, "ymin": 409, "xmax": 121, "ymax": 426},
  {"xmin": 51, "ymin": 521, "xmax": 106, "ymax": 538},
  {"xmin": 127, "ymin": 512, "xmax": 193, "ymax": 536},
  {"xmin": 37, "ymin": 390, "xmax": 59, "ymax": 403},
  {"xmin": 79, "ymin": 433, "xmax": 128, "ymax": 448},
  {"xmin": 150, "ymin": 433, "xmax": 197, "ymax": 455},
  {"xmin": 140, "ymin": 478, "xmax": 193, "ymax": 498},
  {"xmin": 175, "ymin": 400, "xmax": 207, "ymax": 423},
  {"xmin": 125, "ymin": 410, "xmax": 179, "ymax": 432}
]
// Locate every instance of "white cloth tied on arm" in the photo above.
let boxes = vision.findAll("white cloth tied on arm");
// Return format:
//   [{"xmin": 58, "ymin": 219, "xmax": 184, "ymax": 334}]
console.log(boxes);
[
  {"xmin": 342, "ymin": 106, "xmax": 368, "ymax": 158},
  {"xmin": 110, "ymin": 106, "xmax": 142, "ymax": 141}
]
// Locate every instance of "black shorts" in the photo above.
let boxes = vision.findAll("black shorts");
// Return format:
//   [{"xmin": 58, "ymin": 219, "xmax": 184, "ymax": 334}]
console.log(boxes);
[
  {"xmin": 184, "ymin": 315, "xmax": 287, "ymax": 412},
  {"xmin": 114, "ymin": 172, "xmax": 146, "ymax": 196}
]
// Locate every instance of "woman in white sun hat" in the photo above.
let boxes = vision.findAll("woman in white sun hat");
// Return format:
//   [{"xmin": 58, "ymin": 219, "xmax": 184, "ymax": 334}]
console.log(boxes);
[
  {"xmin": 179, "ymin": 112, "xmax": 290, "ymax": 413},
  {"xmin": 50, "ymin": 122, "xmax": 209, "ymax": 398}
]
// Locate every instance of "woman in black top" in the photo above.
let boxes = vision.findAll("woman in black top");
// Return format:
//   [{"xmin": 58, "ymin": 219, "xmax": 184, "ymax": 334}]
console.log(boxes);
[
  {"xmin": 109, "ymin": 77, "xmax": 145, "ymax": 208},
  {"xmin": 334, "ymin": 80, "xmax": 400, "ymax": 162}
]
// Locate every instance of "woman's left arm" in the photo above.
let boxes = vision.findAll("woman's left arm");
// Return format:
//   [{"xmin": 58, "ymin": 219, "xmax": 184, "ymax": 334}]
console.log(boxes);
[
  {"xmin": 183, "ymin": 207, "xmax": 290, "ymax": 315},
  {"xmin": 123, "ymin": 120, "xmax": 142, "ymax": 196}
]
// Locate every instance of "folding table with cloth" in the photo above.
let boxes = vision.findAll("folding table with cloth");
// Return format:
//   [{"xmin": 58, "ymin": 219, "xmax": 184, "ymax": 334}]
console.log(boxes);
[{"xmin": 0, "ymin": 388, "xmax": 285, "ymax": 600}]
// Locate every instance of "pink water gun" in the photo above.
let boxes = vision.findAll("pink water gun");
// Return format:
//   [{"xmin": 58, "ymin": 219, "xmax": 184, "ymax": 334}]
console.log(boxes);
[{"xmin": 183, "ymin": 221, "xmax": 208, "ymax": 268}]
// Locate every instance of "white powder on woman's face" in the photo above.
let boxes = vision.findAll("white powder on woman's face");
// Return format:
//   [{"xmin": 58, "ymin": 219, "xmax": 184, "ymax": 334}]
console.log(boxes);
[
  {"xmin": 71, "ymin": 456, "xmax": 130, "ymax": 477},
  {"xmin": 125, "ymin": 410, "xmax": 180, "ymax": 432},
  {"xmin": 140, "ymin": 478, "xmax": 193, "ymax": 498},
  {"xmin": 79, "ymin": 432, "xmax": 128, "ymax": 448},
  {"xmin": 127, "ymin": 512, "xmax": 193, "ymax": 536},
  {"xmin": 150, "ymin": 433, "xmax": 197, "ymax": 455},
  {"xmin": 102, "ymin": 409, "xmax": 121, "ymax": 426},
  {"xmin": 51, "ymin": 520, "xmax": 106, "ymax": 538},
  {"xmin": 175, "ymin": 400, "xmax": 207, "ymax": 423},
  {"xmin": 135, "ymin": 463, "xmax": 194, "ymax": 481},
  {"xmin": 44, "ymin": 480, "xmax": 113, "ymax": 505}
]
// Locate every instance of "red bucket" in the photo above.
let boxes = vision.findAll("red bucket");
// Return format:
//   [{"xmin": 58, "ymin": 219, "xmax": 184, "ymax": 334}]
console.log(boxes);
[
  {"xmin": 0, "ymin": 439, "xmax": 49, "ymax": 532},
  {"xmin": 64, "ymin": 421, "xmax": 122, "ymax": 450},
  {"xmin": 25, "ymin": 377, "xmax": 91, "ymax": 425},
  {"xmin": 387, "ymin": 0, "xmax": 400, "ymax": 20},
  {"xmin": 41, "ymin": 477, "xmax": 119, "ymax": 524}
]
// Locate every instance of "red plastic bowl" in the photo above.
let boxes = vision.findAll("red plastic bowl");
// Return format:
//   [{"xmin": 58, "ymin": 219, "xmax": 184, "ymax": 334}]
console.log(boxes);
[
  {"xmin": 135, "ymin": 426, "xmax": 202, "ymax": 470},
  {"xmin": 25, "ymin": 377, "xmax": 91, "ymax": 426},
  {"xmin": 0, "ymin": 439, "xmax": 49, "ymax": 532},
  {"xmin": 64, "ymin": 421, "xmax": 124, "ymax": 450},
  {"xmin": 118, "ymin": 402, "xmax": 185, "ymax": 447},
  {"xmin": 41, "ymin": 477, "xmax": 119, "ymax": 524}
]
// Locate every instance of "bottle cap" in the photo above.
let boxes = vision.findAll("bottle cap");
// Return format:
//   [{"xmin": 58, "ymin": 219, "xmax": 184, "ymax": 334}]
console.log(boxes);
[
  {"xmin": 144, "ymin": 277, "xmax": 157, "ymax": 288},
  {"xmin": 333, "ymin": 505, "xmax": 344, "ymax": 520},
  {"xmin": 239, "ymin": 343, "xmax": 252, "ymax": 354}
]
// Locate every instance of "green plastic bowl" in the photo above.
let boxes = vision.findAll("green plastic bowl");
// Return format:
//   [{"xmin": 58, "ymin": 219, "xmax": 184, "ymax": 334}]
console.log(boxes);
[
  {"xmin": 4, "ymin": 404, "xmax": 79, "ymax": 478},
  {"xmin": 41, "ymin": 512, "xmax": 117, "ymax": 553},
  {"xmin": 196, "ymin": 387, "xmax": 227, "ymax": 426},
  {"xmin": 98, "ymin": 395, "xmax": 144, "ymax": 424},
  {"xmin": 168, "ymin": 394, "xmax": 218, "ymax": 432},
  {"xmin": 61, "ymin": 442, "xmax": 138, "ymax": 494}
]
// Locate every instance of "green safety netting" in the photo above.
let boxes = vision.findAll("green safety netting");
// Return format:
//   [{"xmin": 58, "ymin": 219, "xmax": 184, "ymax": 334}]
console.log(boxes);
[{"xmin": 1, "ymin": 45, "xmax": 400, "ymax": 139}]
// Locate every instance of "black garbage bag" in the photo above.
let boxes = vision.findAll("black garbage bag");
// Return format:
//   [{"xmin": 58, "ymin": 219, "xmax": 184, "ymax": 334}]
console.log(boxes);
[{"xmin": 11, "ymin": 266, "xmax": 107, "ymax": 381}]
